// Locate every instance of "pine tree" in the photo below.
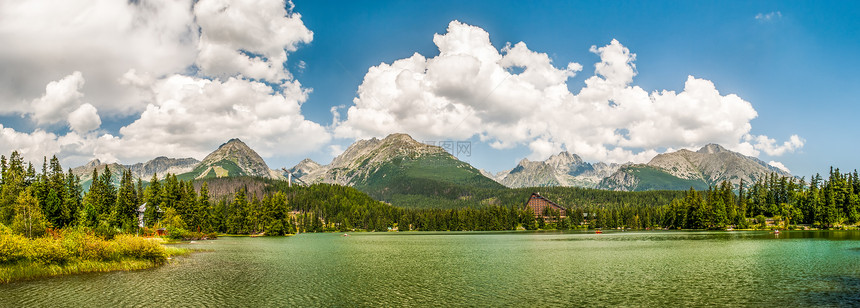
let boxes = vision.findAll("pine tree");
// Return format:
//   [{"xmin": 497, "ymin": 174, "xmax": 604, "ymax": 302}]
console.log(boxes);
[
  {"xmin": 144, "ymin": 173, "xmax": 162, "ymax": 226},
  {"xmin": 199, "ymin": 182, "xmax": 212, "ymax": 232},
  {"xmin": 114, "ymin": 170, "xmax": 138, "ymax": 231},
  {"xmin": 64, "ymin": 169, "xmax": 83, "ymax": 227},
  {"xmin": 711, "ymin": 191, "xmax": 727, "ymax": 228},
  {"xmin": 229, "ymin": 188, "xmax": 248, "ymax": 234},
  {"xmin": 0, "ymin": 151, "xmax": 26, "ymax": 225}
]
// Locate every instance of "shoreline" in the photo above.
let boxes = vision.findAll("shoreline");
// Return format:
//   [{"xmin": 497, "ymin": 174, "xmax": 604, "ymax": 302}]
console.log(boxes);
[{"xmin": 0, "ymin": 245, "xmax": 191, "ymax": 284}]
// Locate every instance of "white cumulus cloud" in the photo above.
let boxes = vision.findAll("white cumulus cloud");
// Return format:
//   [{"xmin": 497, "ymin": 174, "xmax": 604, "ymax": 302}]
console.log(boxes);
[
  {"xmin": 0, "ymin": 125, "xmax": 61, "ymax": 163},
  {"xmin": 0, "ymin": 0, "xmax": 198, "ymax": 115},
  {"xmin": 0, "ymin": 0, "xmax": 328, "ymax": 167},
  {"xmin": 29, "ymin": 72, "xmax": 103, "ymax": 134},
  {"xmin": 113, "ymin": 75, "xmax": 329, "ymax": 162},
  {"xmin": 768, "ymin": 161, "xmax": 791, "ymax": 173},
  {"xmin": 750, "ymin": 134, "xmax": 805, "ymax": 156},
  {"xmin": 67, "ymin": 103, "xmax": 101, "ymax": 134},
  {"xmin": 334, "ymin": 20, "xmax": 803, "ymax": 163},
  {"xmin": 194, "ymin": 0, "xmax": 313, "ymax": 82},
  {"xmin": 30, "ymin": 71, "xmax": 86, "ymax": 125}
]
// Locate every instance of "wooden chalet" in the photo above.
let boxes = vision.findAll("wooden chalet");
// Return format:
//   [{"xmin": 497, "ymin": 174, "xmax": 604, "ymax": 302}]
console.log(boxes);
[{"xmin": 525, "ymin": 193, "xmax": 566, "ymax": 221}]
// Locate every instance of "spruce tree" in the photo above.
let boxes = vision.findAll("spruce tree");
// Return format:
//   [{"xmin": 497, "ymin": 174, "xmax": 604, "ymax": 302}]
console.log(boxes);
[
  {"xmin": 64, "ymin": 169, "xmax": 83, "ymax": 227},
  {"xmin": 144, "ymin": 173, "xmax": 162, "ymax": 227},
  {"xmin": 114, "ymin": 170, "xmax": 138, "ymax": 231}
]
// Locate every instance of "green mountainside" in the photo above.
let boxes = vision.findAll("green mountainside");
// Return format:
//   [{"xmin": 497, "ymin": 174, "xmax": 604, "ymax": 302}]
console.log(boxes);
[
  {"xmin": 176, "ymin": 138, "xmax": 282, "ymax": 181},
  {"xmin": 599, "ymin": 165, "xmax": 710, "ymax": 192},
  {"xmin": 294, "ymin": 133, "xmax": 504, "ymax": 208}
]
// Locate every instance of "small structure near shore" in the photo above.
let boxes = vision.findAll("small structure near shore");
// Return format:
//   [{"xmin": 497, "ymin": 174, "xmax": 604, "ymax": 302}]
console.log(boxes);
[
  {"xmin": 525, "ymin": 193, "xmax": 566, "ymax": 222},
  {"xmin": 137, "ymin": 202, "xmax": 164, "ymax": 228}
]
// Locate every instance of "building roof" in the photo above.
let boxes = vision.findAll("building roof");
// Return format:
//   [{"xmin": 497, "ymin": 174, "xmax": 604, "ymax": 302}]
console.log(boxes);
[{"xmin": 526, "ymin": 193, "xmax": 565, "ymax": 210}]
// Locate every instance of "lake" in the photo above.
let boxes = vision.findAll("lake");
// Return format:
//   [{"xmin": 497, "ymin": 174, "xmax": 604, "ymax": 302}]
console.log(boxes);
[{"xmin": 2, "ymin": 231, "xmax": 860, "ymax": 307}]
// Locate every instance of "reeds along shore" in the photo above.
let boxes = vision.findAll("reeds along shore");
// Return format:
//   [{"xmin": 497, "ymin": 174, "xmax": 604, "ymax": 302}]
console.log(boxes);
[{"xmin": 0, "ymin": 225, "xmax": 188, "ymax": 283}]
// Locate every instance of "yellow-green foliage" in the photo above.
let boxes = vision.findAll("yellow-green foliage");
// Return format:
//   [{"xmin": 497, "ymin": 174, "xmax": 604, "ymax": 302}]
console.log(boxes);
[
  {"xmin": 60, "ymin": 230, "xmax": 114, "ymax": 261},
  {"xmin": 0, "ymin": 229, "xmax": 169, "ymax": 266},
  {"xmin": 0, "ymin": 229, "xmax": 186, "ymax": 283},
  {"xmin": 111, "ymin": 235, "xmax": 167, "ymax": 264},
  {"xmin": 29, "ymin": 237, "xmax": 71, "ymax": 265},
  {"xmin": 0, "ymin": 230, "xmax": 29, "ymax": 264}
]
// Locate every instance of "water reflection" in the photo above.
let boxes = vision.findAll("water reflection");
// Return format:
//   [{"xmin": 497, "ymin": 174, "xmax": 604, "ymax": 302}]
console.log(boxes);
[{"xmin": 1, "ymin": 231, "xmax": 859, "ymax": 307}]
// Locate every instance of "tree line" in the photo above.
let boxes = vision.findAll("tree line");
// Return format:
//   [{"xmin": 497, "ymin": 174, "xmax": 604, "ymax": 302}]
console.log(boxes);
[
  {"xmin": 662, "ymin": 169, "xmax": 860, "ymax": 229},
  {"xmin": 2, "ymin": 150, "xmax": 858, "ymax": 238}
]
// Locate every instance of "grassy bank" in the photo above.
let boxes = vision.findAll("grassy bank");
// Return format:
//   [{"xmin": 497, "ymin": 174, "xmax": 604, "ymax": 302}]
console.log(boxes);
[{"xmin": 1, "ymin": 227, "xmax": 190, "ymax": 284}]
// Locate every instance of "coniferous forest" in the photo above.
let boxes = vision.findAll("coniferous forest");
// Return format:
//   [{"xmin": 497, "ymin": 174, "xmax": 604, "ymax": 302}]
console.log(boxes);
[{"xmin": 2, "ymin": 151, "xmax": 859, "ymax": 241}]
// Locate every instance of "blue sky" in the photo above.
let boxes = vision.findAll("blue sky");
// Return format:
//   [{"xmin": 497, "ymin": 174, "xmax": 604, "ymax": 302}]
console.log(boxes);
[
  {"xmin": 0, "ymin": 0, "xmax": 858, "ymax": 178},
  {"xmin": 290, "ymin": 0, "xmax": 860, "ymax": 176}
]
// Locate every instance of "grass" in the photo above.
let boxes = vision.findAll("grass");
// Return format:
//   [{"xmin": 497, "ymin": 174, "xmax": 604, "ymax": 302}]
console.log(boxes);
[
  {"xmin": 2, "ymin": 259, "xmax": 157, "ymax": 283},
  {"xmin": 0, "ymin": 247, "xmax": 191, "ymax": 284},
  {"xmin": 0, "ymin": 228, "xmax": 192, "ymax": 284},
  {"xmin": 177, "ymin": 159, "xmax": 246, "ymax": 181}
]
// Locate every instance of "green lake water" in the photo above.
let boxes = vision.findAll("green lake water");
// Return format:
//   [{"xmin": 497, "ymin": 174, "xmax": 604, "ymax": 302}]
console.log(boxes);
[{"xmin": 2, "ymin": 231, "xmax": 860, "ymax": 307}]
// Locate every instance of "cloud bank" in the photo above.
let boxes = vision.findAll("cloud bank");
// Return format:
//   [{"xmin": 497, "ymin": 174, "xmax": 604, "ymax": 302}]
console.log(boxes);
[
  {"xmin": 333, "ymin": 21, "xmax": 803, "ymax": 163},
  {"xmin": 0, "ymin": 0, "xmax": 328, "ymax": 165},
  {"xmin": 1, "ymin": 8, "xmax": 801, "ymax": 171}
]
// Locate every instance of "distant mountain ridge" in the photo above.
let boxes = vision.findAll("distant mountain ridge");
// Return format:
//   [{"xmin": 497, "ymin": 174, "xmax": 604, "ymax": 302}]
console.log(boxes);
[
  {"xmin": 73, "ymin": 138, "xmax": 282, "ymax": 185},
  {"xmin": 598, "ymin": 144, "xmax": 792, "ymax": 191},
  {"xmin": 127, "ymin": 156, "xmax": 199, "ymax": 180},
  {"xmin": 492, "ymin": 152, "xmax": 622, "ymax": 188},
  {"xmin": 286, "ymin": 158, "xmax": 322, "ymax": 179},
  {"xmin": 491, "ymin": 143, "xmax": 792, "ymax": 191},
  {"xmin": 72, "ymin": 134, "xmax": 792, "ymax": 195}
]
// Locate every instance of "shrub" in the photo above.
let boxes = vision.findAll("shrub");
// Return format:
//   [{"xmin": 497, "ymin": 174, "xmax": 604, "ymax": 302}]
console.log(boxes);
[
  {"xmin": 93, "ymin": 221, "xmax": 118, "ymax": 240},
  {"xmin": 29, "ymin": 237, "xmax": 71, "ymax": 265},
  {"xmin": 0, "ymin": 223, "xmax": 11, "ymax": 235},
  {"xmin": 0, "ymin": 232, "xmax": 29, "ymax": 264},
  {"xmin": 166, "ymin": 226, "xmax": 188, "ymax": 240},
  {"xmin": 61, "ymin": 229, "xmax": 116, "ymax": 261},
  {"xmin": 112, "ymin": 235, "xmax": 167, "ymax": 264}
]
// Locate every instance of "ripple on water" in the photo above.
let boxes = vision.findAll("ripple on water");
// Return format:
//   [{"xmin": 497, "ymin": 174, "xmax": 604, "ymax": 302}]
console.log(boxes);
[{"xmin": 2, "ymin": 231, "xmax": 860, "ymax": 307}]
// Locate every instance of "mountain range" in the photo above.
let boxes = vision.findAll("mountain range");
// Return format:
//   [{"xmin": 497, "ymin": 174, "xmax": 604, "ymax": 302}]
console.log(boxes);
[
  {"xmin": 487, "ymin": 143, "xmax": 790, "ymax": 191},
  {"xmin": 289, "ymin": 135, "xmax": 792, "ymax": 193},
  {"xmin": 489, "ymin": 152, "xmax": 621, "ymax": 188},
  {"xmin": 73, "ymin": 138, "xmax": 283, "ymax": 186},
  {"xmin": 73, "ymin": 133, "xmax": 792, "ymax": 195},
  {"xmin": 597, "ymin": 144, "xmax": 791, "ymax": 191}
]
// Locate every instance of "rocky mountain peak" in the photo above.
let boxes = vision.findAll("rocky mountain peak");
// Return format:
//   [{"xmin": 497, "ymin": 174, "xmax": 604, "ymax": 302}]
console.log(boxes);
[
  {"xmin": 199, "ymin": 138, "xmax": 272, "ymax": 178},
  {"xmin": 495, "ymin": 151, "xmax": 617, "ymax": 188},
  {"xmin": 698, "ymin": 143, "xmax": 729, "ymax": 154},
  {"xmin": 288, "ymin": 158, "xmax": 323, "ymax": 179},
  {"xmin": 546, "ymin": 151, "xmax": 584, "ymax": 168},
  {"xmin": 297, "ymin": 133, "xmax": 456, "ymax": 185},
  {"xmin": 383, "ymin": 133, "xmax": 415, "ymax": 142},
  {"xmin": 298, "ymin": 158, "xmax": 319, "ymax": 166},
  {"xmin": 84, "ymin": 159, "xmax": 102, "ymax": 169}
]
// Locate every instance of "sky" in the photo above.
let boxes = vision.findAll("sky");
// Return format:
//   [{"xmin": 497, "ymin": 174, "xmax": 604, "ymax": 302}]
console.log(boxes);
[{"xmin": 0, "ymin": 0, "xmax": 858, "ymax": 177}]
